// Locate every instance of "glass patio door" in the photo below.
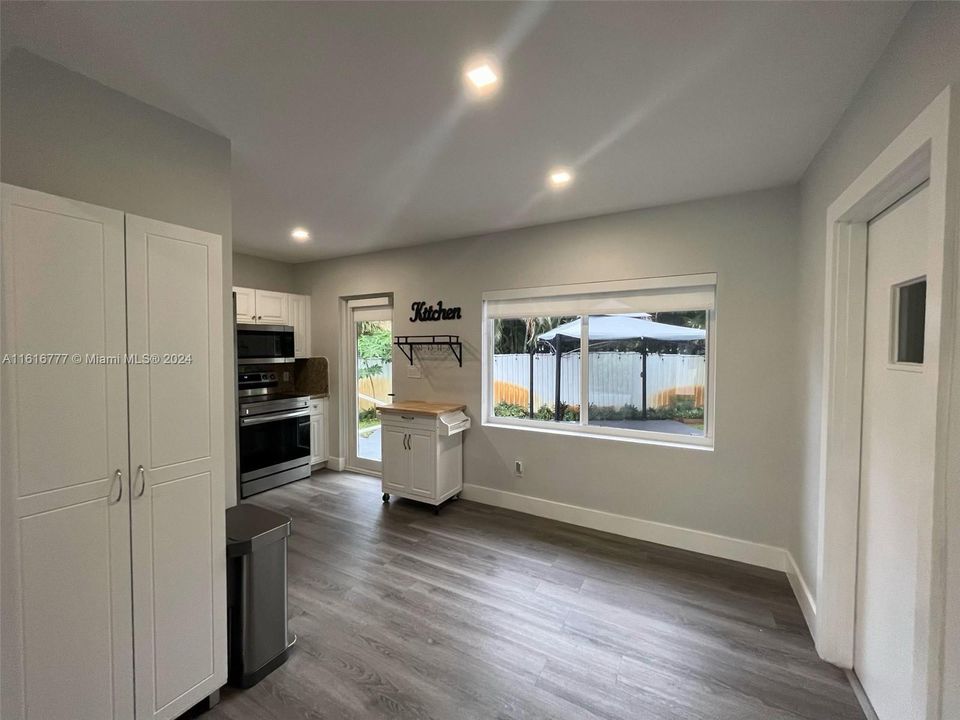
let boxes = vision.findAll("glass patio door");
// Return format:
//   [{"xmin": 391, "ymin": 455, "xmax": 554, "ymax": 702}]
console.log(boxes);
[{"xmin": 346, "ymin": 298, "xmax": 393, "ymax": 473}]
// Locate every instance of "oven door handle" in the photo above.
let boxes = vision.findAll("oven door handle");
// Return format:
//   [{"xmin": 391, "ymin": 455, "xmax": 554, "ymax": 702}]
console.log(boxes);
[{"xmin": 240, "ymin": 408, "xmax": 310, "ymax": 426}]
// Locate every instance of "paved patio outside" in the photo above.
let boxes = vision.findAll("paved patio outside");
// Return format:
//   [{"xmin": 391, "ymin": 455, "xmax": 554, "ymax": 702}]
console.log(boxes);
[{"xmin": 358, "ymin": 425, "xmax": 382, "ymax": 462}]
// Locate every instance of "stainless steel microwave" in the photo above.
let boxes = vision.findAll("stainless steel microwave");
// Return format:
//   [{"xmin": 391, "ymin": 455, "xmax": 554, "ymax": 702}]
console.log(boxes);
[{"xmin": 236, "ymin": 323, "xmax": 295, "ymax": 364}]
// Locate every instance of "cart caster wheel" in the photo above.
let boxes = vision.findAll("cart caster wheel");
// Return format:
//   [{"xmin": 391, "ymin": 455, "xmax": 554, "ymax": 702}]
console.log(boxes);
[
  {"xmin": 455, "ymin": 493, "xmax": 460, "ymax": 500},
  {"xmin": 382, "ymin": 493, "xmax": 390, "ymax": 502},
  {"xmin": 433, "ymin": 506, "xmax": 440, "ymax": 516}
]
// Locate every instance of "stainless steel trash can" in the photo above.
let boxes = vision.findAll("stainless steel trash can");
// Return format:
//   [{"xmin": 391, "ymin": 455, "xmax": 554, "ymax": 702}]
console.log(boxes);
[{"xmin": 225, "ymin": 503, "xmax": 295, "ymax": 688}]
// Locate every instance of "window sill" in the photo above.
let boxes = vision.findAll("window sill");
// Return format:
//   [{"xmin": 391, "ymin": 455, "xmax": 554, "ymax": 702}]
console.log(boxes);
[{"xmin": 482, "ymin": 418, "xmax": 714, "ymax": 451}]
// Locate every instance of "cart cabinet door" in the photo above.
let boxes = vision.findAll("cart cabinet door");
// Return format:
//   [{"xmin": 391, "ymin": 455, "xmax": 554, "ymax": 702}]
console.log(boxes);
[
  {"xmin": 381, "ymin": 427, "xmax": 410, "ymax": 493},
  {"xmin": 407, "ymin": 431, "xmax": 437, "ymax": 499}
]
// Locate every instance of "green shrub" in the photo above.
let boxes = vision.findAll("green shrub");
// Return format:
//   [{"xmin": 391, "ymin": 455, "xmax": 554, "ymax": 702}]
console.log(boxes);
[
  {"xmin": 494, "ymin": 401, "xmax": 529, "ymax": 419},
  {"xmin": 536, "ymin": 404, "xmax": 555, "ymax": 421}
]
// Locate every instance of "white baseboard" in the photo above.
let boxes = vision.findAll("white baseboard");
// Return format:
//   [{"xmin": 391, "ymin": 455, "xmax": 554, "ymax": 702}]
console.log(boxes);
[
  {"xmin": 327, "ymin": 456, "xmax": 345, "ymax": 471},
  {"xmin": 460, "ymin": 483, "xmax": 787, "ymax": 571},
  {"xmin": 785, "ymin": 550, "xmax": 818, "ymax": 634}
]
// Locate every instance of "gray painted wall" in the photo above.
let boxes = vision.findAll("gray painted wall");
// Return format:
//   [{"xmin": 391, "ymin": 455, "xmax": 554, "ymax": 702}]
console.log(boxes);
[
  {"xmin": 233, "ymin": 252, "xmax": 298, "ymax": 293},
  {"xmin": 795, "ymin": 4, "xmax": 960, "ymax": 713},
  {"xmin": 294, "ymin": 186, "xmax": 802, "ymax": 551},
  {"xmin": 1, "ymin": 49, "xmax": 238, "ymax": 506}
]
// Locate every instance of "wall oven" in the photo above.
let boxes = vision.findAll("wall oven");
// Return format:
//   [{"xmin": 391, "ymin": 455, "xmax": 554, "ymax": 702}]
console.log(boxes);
[
  {"xmin": 236, "ymin": 323, "xmax": 295, "ymax": 364},
  {"xmin": 237, "ymin": 372, "xmax": 311, "ymax": 498}
]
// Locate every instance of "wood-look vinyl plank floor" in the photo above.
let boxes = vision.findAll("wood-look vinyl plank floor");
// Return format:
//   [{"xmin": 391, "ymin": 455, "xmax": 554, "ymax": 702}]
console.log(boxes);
[{"xmin": 208, "ymin": 471, "xmax": 863, "ymax": 720}]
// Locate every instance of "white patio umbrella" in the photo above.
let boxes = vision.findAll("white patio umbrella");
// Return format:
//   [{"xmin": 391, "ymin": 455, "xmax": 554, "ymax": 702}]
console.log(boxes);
[{"xmin": 536, "ymin": 315, "xmax": 706, "ymax": 420}]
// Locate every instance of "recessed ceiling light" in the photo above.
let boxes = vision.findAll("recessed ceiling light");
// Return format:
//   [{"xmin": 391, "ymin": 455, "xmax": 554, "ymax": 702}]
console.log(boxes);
[
  {"xmin": 291, "ymin": 227, "xmax": 311, "ymax": 241},
  {"xmin": 548, "ymin": 167, "xmax": 574, "ymax": 190},
  {"xmin": 463, "ymin": 55, "xmax": 501, "ymax": 98}
]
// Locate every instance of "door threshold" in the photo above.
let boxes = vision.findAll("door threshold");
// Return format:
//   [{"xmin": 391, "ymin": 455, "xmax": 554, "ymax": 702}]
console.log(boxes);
[
  {"xmin": 344, "ymin": 465, "xmax": 382, "ymax": 478},
  {"xmin": 844, "ymin": 670, "xmax": 879, "ymax": 720}
]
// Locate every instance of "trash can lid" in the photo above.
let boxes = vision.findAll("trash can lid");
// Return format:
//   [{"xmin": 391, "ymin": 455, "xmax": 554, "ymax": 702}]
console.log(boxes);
[{"xmin": 226, "ymin": 503, "xmax": 291, "ymax": 556}]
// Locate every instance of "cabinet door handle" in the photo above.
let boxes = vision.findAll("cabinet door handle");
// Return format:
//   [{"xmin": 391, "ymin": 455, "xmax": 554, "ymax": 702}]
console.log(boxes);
[
  {"xmin": 401, "ymin": 415, "xmax": 415, "ymax": 420},
  {"xmin": 109, "ymin": 469, "xmax": 123, "ymax": 504},
  {"xmin": 404, "ymin": 433, "xmax": 410, "ymax": 450},
  {"xmin": 135, "ymin": 465, "xmax": 146, "ymax": 498}
]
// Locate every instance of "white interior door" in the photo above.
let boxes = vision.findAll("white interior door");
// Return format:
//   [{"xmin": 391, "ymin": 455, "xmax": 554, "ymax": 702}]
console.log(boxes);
[
  {"xmin": 345, "ymin": 298, "xmax": 393, "ymax": 473},
  {"xmin": 855, "ymin": 183, "xmax": 937, "ymax": 719},
  {"xmin": 0, "ymin": 185, "xmax": 134, "ymax": 719},
  {"xmin": 125, "ymin": 215, "xmax": 226, "ymax": 720}
]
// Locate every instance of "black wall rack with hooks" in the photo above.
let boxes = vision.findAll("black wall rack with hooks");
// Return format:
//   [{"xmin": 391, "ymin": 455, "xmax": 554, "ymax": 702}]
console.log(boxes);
[{"xmin": 393, "ymin": 335, "xmax": 462, "ymax": 367}]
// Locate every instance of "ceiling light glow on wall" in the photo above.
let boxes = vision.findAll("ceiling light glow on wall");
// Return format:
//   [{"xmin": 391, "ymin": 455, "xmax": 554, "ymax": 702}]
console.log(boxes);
[
  {"xmin": 291, "ymin": 227, "xmax": 311, "ymax": 241},
  {"xmin": 463, "ymin": 55, "xmax": 501, "ymax": 98},
  {"xmin": 548, "ymin": 167, "xmax": 574, "ymax": 190}
]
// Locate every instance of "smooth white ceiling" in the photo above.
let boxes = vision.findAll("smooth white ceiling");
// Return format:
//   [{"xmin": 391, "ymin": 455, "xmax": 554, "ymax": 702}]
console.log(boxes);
[{"xmin": 1, "ymin": 1, "xmax": 908, "ymax": 262}]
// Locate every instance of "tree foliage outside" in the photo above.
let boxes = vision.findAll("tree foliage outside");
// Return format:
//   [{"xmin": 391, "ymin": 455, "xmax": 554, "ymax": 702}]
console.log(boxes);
[
  {"xmin": 356, "ymin": 320, "xmax": 392, "ymax": 402},
  {"xmin": 493, "ymin": 312, "xmax": 706, "ymax": 356}
]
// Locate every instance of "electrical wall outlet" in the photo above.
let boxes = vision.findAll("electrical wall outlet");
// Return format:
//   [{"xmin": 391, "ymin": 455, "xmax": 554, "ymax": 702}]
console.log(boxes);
[
  {"xmin": 406, "ymin": 364, "xmax": 422, "ymax": 379},
  {"xmin": 514, "ymin": 460, "xmax": 523, "ymax": 477}
]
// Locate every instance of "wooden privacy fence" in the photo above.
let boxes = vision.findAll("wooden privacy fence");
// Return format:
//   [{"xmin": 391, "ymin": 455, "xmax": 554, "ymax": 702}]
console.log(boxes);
[
  {"xmin": 493, "ymin": 352, "xmax": 705, "ymax": 409},
  {"xmin": 357, "ymin": 361, "xmax": 393, "ymax": 411}
]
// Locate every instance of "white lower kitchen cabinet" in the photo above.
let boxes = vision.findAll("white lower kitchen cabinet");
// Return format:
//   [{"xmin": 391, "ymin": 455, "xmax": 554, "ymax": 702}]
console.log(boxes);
[
  {"xmin": 378, "ymin": 403, "xmax": 470, "ymax": 513},
  {"xmin": 1, "ymin": 185, "xmax": 226, "ymax": 720},
  {"xmin": 309, "ymin": 396, "xmax": 328, "ymax": 465}
]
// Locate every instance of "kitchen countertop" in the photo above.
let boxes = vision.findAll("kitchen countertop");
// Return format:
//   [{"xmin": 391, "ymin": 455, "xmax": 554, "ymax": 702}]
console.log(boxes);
[{"xmin": 378, "ymin": 401, "xmax": 466, "ymax": 417}]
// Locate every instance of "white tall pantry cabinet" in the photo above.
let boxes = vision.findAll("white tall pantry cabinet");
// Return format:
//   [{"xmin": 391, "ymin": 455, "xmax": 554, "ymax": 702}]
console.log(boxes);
[{"xmin": 0, "ymin": 185, "xmax": 227, "ymax": 720}]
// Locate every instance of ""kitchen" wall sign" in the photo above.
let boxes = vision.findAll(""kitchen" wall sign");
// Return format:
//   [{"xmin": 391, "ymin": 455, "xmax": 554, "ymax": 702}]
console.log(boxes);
[{"xmin": 410, "ymin": 300, "xmax": 462, "ymax": 322}]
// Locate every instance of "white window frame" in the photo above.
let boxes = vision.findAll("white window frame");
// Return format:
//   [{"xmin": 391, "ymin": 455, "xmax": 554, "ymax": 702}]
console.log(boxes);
[{"xmin": 481, "ymin": 273, "xmax": 717, "ymax": 450}]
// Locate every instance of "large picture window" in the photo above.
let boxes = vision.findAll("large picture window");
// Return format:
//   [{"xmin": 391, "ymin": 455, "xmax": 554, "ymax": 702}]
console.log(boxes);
[{"xmin": 482, "ymin": 274, "xmax": 716, "ymax": 447}]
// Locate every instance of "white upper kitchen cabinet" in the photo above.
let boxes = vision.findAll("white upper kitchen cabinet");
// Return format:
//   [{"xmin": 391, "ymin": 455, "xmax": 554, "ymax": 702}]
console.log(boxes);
[
  {"xmin": 253, "ymin": 289, "xmax": 288, "ymax": 324},
  {"xmin": 234, "ymin": 286, "xmax": 257, "ymax": 324},
  {"xmin": 233, "ymin": 286, "xmax": 288, "ymax": 324},
  {"xmin": 288, "ymin": 293, "xmax": 312, "ymax": 358}
]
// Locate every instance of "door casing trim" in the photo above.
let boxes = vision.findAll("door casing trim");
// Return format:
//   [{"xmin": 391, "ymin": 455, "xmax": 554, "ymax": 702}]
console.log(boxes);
[
  {"xmin": 818, "ymin": 86, "xmax": 959, "ymax": 720},
  {"xmin": 338, "ymin": 294, "xmax": 393, "ymax": 475}
]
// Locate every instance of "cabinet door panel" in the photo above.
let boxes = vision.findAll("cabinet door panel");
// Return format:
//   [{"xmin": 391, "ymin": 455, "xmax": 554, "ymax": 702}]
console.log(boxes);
[
  {"xmin": 20, "ymin": 501, "xmax": 122, "ymax": 719},
  {"xmin": 408, "ymin": 431, "xmax": 436, "ymax": 498},
  {"xmin": 151, "ymin": 472, "xmax": 215, "ymax": 708},
  {"xmin": 1, "ymin": 185, "xmax": 133, "ymax": 720},
  {"xmin": 381, "ymin": 428, "xmax": 409, "ymax": 492},
  {"xmin": 126, "ymin": 215, "xmax": 226, "ymax": 720},
  {"xmin": 254, "ymin": 289, "xmax": 288, "ymax": 324},
  {"xmin": 289, "ymin": 294, "xmax": 311, "ymax": 358},
  {"xmin": 233, "ymin": 286, "xmax": 256, "ymax": 324}
]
